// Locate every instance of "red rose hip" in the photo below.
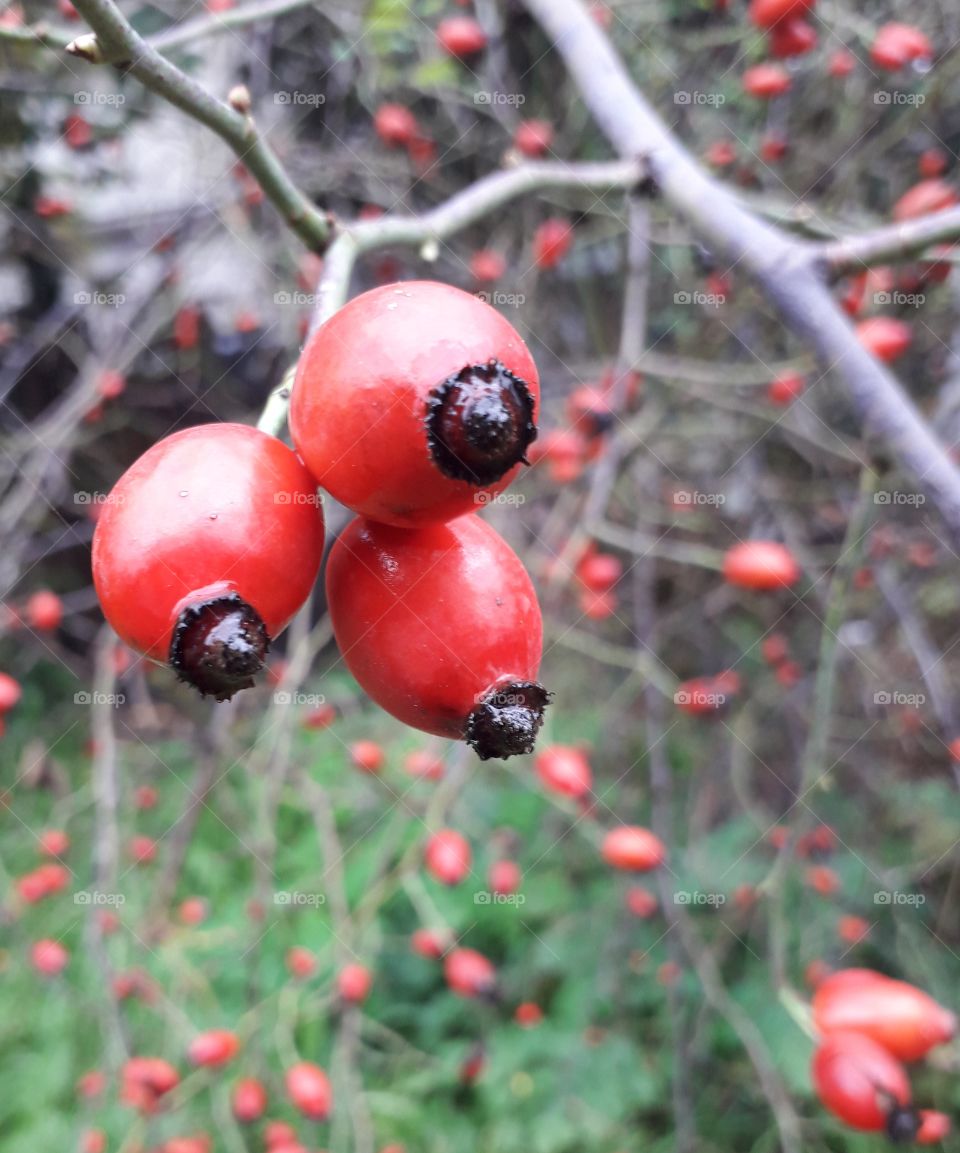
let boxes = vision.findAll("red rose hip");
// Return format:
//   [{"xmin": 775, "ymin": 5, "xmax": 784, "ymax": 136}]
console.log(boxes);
[
  {"xmin": 291, "ymin": 282, "xmax": 539, "ymax": 526},
  {"xmin": 92, "ymin": 423, "xmax": 325, "ymax": 700},
  {"xmin": 326, "ymin": 514, "xmax": 549, "ymax": 759}
]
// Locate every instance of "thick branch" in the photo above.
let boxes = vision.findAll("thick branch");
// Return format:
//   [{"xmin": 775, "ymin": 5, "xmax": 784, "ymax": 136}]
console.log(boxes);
[
  {"xmin": 66, "ymin": 0, "xmax": 330, "ymax": 252},
  {"xmin": 521, "ymin": 0, "xmax": 960, "ymax": 540}
]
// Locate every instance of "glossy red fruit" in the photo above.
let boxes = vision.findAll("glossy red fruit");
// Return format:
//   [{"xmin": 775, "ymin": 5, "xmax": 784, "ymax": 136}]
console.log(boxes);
[
  {"xmin": 92, "ymin": 424, "xmax": 324, "ymax": 700},
  {"xmin": 326, "ymin": 515, "xmax": 548, "ymax": 760},
  {"xmin": 812, "ymin": 1031, "xmax": 914, "ymax": 1134},
  {"xmin": 723, "ymin": 541, "xmax": 800, "ymax": 590},
  {"xmin": 469, "ymin": 249, "xmax": 507, "ymax": 283},
  {"xmin": 188, "ymin": 1029, "xmax": 240, "ymax": 1067},
  {"xmin": 31, "ymin": 938, "xmax": 69, "ymax": 976},
  {"xmin": 286, "ymin": 1062, "xmax": 332, "ymax": 1120},
  {"xmin": 26, "ymin": 590, "xmax": 63, "ymax": 631},
  {"xmin": 0, "ymin": 672, "xmax": 21, "ymax": 713},
  {"xmin": 602, "ymin": 826, "xmax": 666, "ymax": 871},
  {"xmin": 489, "ymin": 859, "xmax": 521, "ymax": 895},
  {"xmin": 893, "ymin": 179, "xmax": 958, "ymax": 221},
  {"xmin": 856, "ymin": 317, "xmax": 913, "ymax": 362},
  {"xmin": 374, "ymin": 103, "xmax": 419, "ymax": 148},
  {"xmin": 534, "ymin": 744, "xmax": 593, "ymax": 798},
  {"xmin": 514, "ymin": 119, "xmax": 554, "ymax": 158},
  {"xmin": 767, "ymin": 372, "xmax": 805, "ymax": 405},
  {"xmin": 411, "ymin": 927, "xmax": 451, "ymax": 958},
  {"xmin": 742, "ymin": 63, "xmax": 792, "ymax": 98},
  {"xmin": 437, "ymin": 16, "xmax": 487, "ymax": 58},
  {"xmin": 350, "ymin": 740, "xmax": 384, "ymax": 774},
  {"xmin": 232, "ymin": 1077, "xmax": 268, "ymax": 1122},
  {"xmin": 827, "ymin": 48, "xmax": 856, "ymax": 77},
  {"xmin": 338, "ymin": 963, "xmax": 373, "ymax": 1004},
  {"xmin": 769, "ymin": 17, "xmax": 816, "ymax": 57},
  {"xmin": 748, "ymin": 0, "xmax": 814, "ymax": 30},
  {"xmin": 871, "ymin": 23, "xmax": 933, "ymax": 71},
  {"xmin": 291, "ymin": 282, "xmax": 539, "ymax": 527},
  {"xmin": 813, "ymin": 969, "xmax": 957, "ymax": 1062},
  {"xmin": 444, "ymin": 947, "xmax": 496, "ymax": 998},
  {"xmin": 425, "ymin": 830, "xmax": 472, "ymax": 885},
  {"xmin": 532, "ymin": 218, "xmax": 573, "ymax": 269}
]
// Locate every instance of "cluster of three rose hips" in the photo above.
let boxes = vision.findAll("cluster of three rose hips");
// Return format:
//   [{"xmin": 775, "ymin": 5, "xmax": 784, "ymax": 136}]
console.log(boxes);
[{"xmin": 92, "ymin": 281, "xmax": 549, "ymax": 759}]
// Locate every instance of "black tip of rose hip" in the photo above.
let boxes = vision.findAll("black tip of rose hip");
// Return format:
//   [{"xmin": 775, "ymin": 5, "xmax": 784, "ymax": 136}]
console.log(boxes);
[
  {"xmin": 426, "ymin": 360, "xmax": 537, "ymax": 486},
  {"xmin": 465, "ymin": 680, "xmax": 551, "ymax": 760},
  {"xmin": 886, "ymin": 1107, "xmax": 920, "ymax": 1144},
  {"xmin": 169, "ymin": 594, "xmax": 269, "ymax": 701}
]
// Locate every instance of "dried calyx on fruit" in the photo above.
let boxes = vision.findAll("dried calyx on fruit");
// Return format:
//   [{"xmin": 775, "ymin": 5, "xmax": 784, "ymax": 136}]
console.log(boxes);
[{"xmin": 169, "ymin": 594, "xmax": 269, "ymax": 701}]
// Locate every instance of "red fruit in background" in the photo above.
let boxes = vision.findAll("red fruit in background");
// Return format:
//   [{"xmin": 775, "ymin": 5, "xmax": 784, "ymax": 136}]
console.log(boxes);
[
  {"xmin": 444, "ymin": 947, "xmax": 496, "ymax": 998},
  {"xmin": 626, "ymin": 886, "xmax": 658, "ymax": 918},
  {"xmin": 232, "ymin": 1077, "xmax": 268, "ymax": 1122},
  {"xmin": 26, "ymin": 590, "xmax": 63, "ymax": 631},
  {"xmin": 178, "ymin": 897, "xmax": 207, "ymax": 925},
  {"xmin": 164, "ymin": 1137, "xmax": 212, "ymax": 1153},
  {"xmin": 768, "ymin": 826, "xmax": 789, "ymax": 850},
  {"xmin": 338, "ymin": 963, "xmax": 373, "ymax": 1004},
  {"xmin": 327, "ymin": 515, "xmax": 548, "ymax": 760},
  {"xmin": 30, "ymin": 938, "xmax": 69, "ymax": 976},
  {"xmin": 827, "ymin": 48, "xmax": 856, "ymax": 77},
  {"xmin": 411, "ymin": 927, "xmax": 451, "ymax": 958},
  {"xmin": 515, "ymin": 1002, "xmax": 543, "ymax": 1027},
  {"xmin": 489, "ymin": 859, "xmax": 521, "ymax": 895},
  {"xmin": 856, "ymin": 317, "xmax": 912, "ymax": 362},
  {"xmin": 302, "ymin": 702, "xmax": 336, "ymax": 730},
  {"xmin": 121, "ymin": 1056, "xmax": 180, "ymax": 1113},
  {"xmin": 805, "ymin": 959, "xmax": 833, "ymax": 989},
  {"xmin": 837, "ymin": 915, "xmax": 870, "ymax": 944},
  {"xmin": 64, "ymin": 113, "xmax": 93, "ymax": 149},
  {"xmin": 291, "ymin": 281, "xmax": 539, "ymax": 526},
  {"xmin": 658, "ymin": 961, "xmax": 682, "ymax": 987},
  {"xmin": 579, "ymin": 587, "xmax": 617, "ymax": 620},
  {"xmin": 919, "ymin": 148, "xmax": 948, "ymax": 178},
  {"xmin": 893, "ymin": 179, "xmax": 958, "ymax": 221},
  {"xmin": 532, "ymin": 218, "xmax": 573, "ymax": 269},
  {"xmin": 530, "ymin": 428, "xmax": 590, "ymax": 482},
  {"xmin": 350, "ymin": 740, "xmax": 384, "ymax": 773},
  {"xmin": 96, "ymin": 369, "xmax": 126, "ymax": 399},
  {"xmin": 769, "ymin": 17, "xmax": 816, "ymax": 57},
  {"xmin": 742, "ymin": 64, "xmax": 792, "ymax": 98},
  {"xmin": 285, "ymin": 1062, "xmax": 332, "ymax": 1120},
  {"xmin": 576, "ymin": 552, "xmax": 622, "ymax": 592},
  {"xmin": 286, "ymin": 946, "xmax": 316, "ymax": 979},
  {"xmin": 767, "ymin": 372, "xmax": 805, "ymax": 405},
  {"xmin": 812, "ymin": 1031, "xmax": 913, "ymax": 1133},
  {"xmin": 514, "ymin": 119, "xmax": 554, "ymax": 158},
  {"xmin": 675, "ymin": 672, "xmax": 738, "ymax": 715},
  {"xmin": 374, "ymin": 103, "xmax": 419, "ymax": 148},
  {"xmin": 602, "ymin": 826, "xmax": 666, "ymax": 871},
  {"xmin": 128, "ymin": 835, "xmax": 156, "ymax": 864},
  {"xmin": 173, "ymin": 305, "xmax": 201, "ymax": 350},
  {"xmin": 265, "ymin": 1121, "xmax": 299, "ymax": 1147},
  {"xmin": 188, "ymin": 1029, "xmax": 240, "ymax": 1067},
  {"xmin": 760, "ymin": 633, "xmax": 789, "ymax": 664},
  {"xmin": 567, "ymin": 385, "xmax": 616, "ymax": 437},
  {"xmin": 747, "ymin": 0, "xmax": 814, "ymax": 30},
  {"xmin": 805, "ymin": 865, "xmax": 840, "ymax": 895},
  {"xmin": 723, "ymin": 541, "xmax": 800, "ymax": 590},
  {"xmin": 59, "ymin": 0, "xmax": 80, "ymax": 17},
  {"xmin": 814, "ymin": 969, "xmax": 957, "ymax": 1062},
  {"xmin": 77, "ymin": 1070, "xmax": 106, "ymax": 1099},
  {"xmin": 424, "ymin": 830, "xmax": 471, "ymax": 885},
  {"xmin": 705, "ymin": 140, "xmax": 737, "ymax": 168},
  {"xmin": 469, "ymin": 249, "xmax": 507, "ymax": 283},
  {"xmin": 799, "ymin": 823, "xmax": 837, "ymax": 856},
  {"xmin": 760, "ymin": 133, "xmax": 789, "ymax": 163},
  {"xmin": 34, "ymin": 195, "xmax": 72, "ymax": 217},
  {"xmin": 0, "ymin": 672, "xmax": 21, "ymax": 713},
  {"xmin": 871, "ymin": 23, "xmax": 933, "ymax": 71},
  {"xmin": 81, "ymin": 1129, "xmax": 106, "ymax": 1153},
  {"xmin": 92, "ymin": 424, "xmax": 324, "ymax": 700},
  {"xmin": 404, "ymin": 749, "xmax": 444, "ymax": 780},
  {"xmin": 17, "ymin": 864, "xmax": 67, "ymax": 903},
  {"xmin": 39, "ymin": 828, "xmax": 69, "ymax": 856},
  {"xmin": 917, "ymin": 1111, "xmax": 951, "ymax": 1143},
  {"xmin": 135, "ymin": 784, "xmax": 159, "ymax": 809},
  {"xmin": 534, "ymin": 744, "xmax": 593, "ymax": 798},
  {"xmin": 436, "ymin": 16, "xmax": 487, "ymax": 58}
]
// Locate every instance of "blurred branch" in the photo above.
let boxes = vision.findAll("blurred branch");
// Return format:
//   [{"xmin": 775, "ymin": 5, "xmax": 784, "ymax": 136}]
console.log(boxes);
[
  {"xmin": 148, "ymin": 0, "xmax": 320, "ymax": 56},
  {"xmin": 521, "ymin": 0, "xmax": 960, "ymax": 539},
  {"xmin": 817, "ymin": 207, "xmax": 960, "ymax": 277},
  {"xmin": 64, "ymin": 0, "xmax": 331, "ymax": 252}
]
